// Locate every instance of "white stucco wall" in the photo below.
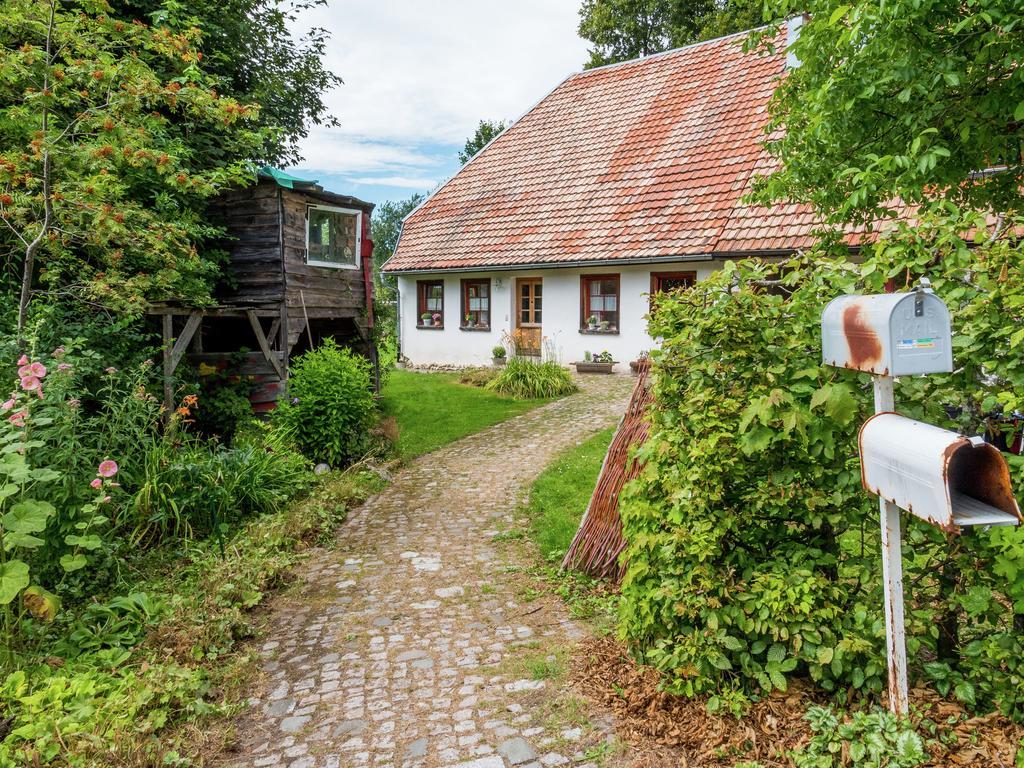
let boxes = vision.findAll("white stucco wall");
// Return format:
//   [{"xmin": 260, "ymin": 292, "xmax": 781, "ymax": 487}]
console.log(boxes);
[{"xmin": 395, "ymin": 260, "xmax": 722, "ymax": 367}]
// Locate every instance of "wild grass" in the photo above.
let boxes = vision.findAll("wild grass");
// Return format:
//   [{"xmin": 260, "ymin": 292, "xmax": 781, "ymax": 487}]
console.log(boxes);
[
  {"xmin": 380, "ymin": 369, "xmax": 550, "ymax": 460},
  {"xmin": 485, "ymin": 357, "xmax": 579, "ymax": 400},
  {"xmin": 1, "ymin": 467, "xmax": 385, "ymax": 766}
]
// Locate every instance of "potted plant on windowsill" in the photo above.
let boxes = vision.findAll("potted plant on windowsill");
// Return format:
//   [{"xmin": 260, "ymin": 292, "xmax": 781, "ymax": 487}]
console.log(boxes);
[
  {"xmin": 574, "ymin": 350, "xmax": 616, "ymax": 374},
  {"xmin": 420, "ymin": 312, "xmax": 433, "ymax": 327},
  {"xmin": 431, "ymin": 313, "xmax": 442, "ymax": 328},
  {"xmin": 492, "ymin": 345, "xmax": 507, "ymax": 367},
  {"xmin": 587, "ymin": 315, "xmax": 599, "ymax": 331}
]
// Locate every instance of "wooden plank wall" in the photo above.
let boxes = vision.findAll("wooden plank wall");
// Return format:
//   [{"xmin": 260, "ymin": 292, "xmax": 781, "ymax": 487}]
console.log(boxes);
[
  {"xmin": 281, "ymin": 188, "xmax": 371, "ymax": 349},
  {"xmin": 214, "ymin": 183, "xmax": 285, "ymax": 305}
]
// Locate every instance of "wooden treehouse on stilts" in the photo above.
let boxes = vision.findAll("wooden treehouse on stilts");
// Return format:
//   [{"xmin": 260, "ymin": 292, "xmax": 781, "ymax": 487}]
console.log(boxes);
[{"xmin": 149, "ymin": 167, "xmax": 377, "ymax": 412}]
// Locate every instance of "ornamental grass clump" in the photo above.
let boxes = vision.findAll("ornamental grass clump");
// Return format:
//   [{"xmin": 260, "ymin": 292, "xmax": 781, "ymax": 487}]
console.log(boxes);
[{"xmin": 485, "ymin": 357, "xmax": 578, "ymax": 400}]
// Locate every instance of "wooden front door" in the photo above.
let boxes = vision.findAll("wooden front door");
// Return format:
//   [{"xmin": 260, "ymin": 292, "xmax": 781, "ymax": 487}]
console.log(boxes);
[{"xmin": 515, "ymin": 278, "xmax": 543, "ymax": 356}]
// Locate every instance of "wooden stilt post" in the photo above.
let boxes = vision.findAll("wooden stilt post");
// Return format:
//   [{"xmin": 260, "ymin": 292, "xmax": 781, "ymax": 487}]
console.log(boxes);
[{"xmin": 162, "ymin": 314, "xmax": 173, "ymax": 414}]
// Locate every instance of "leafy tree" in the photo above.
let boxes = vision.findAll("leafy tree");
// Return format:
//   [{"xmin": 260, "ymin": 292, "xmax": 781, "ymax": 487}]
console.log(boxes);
[
  {"xmin": 459, "ymin": 120, "xmax": 508, "ymax": 165},
  {"xmin": 372, "ymin": 194, "xmax": 424, "ymax": 272},
  {"xmin": 0, "ymin": 0, "xmax": 264, "ymax": 337},
  {"xmin": 753, "ymin": 0, "xmax": 1024, "ymax": 226},
  {"xmin": 110, "ymin": 0, "xmax": 342, "ymax": 167},
  {"xmin": 371, "ymin": 193, "xmax": 423, "ymax": 361},
  {"xmin": 578, "ymin": 0, "xmax": 762, "ymax": 68}
]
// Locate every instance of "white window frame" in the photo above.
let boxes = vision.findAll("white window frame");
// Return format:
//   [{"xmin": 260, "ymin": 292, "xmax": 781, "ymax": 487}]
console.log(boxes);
[{"xmin": 305, "ymin": 204, "xmax": 362, "ymax": 270}]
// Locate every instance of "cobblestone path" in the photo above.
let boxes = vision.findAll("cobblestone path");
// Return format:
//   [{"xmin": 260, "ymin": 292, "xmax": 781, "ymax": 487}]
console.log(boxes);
[{"xmin": 226, "ymin": 374, "xmax": 634, "ymax": 768}]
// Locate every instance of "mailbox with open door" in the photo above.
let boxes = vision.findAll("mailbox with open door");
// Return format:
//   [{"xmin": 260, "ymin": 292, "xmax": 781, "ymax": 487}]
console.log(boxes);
[
  {"xmin": 859, "ymin": 413, "xmax": 1021, "ymax": 531},
  {"xmin": 821, "ymin": 279, "xmax": 1021, "ymax": 715}
]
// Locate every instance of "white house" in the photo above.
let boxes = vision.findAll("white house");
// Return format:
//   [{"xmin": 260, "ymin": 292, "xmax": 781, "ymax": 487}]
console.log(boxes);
[{"xmin": 382, "ymin": 23, "xmax": 829, "ymax": 367}]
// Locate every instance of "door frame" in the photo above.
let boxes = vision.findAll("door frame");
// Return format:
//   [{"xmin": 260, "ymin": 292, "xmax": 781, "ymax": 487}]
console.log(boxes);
[{"xmin": 515, "ymin": 277, "xmax": 543, "ymax": 355}]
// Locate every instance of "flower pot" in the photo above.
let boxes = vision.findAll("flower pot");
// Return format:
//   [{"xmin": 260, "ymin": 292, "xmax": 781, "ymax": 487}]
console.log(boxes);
[
  {"xmin": 574, "ymin": 361, "xmax": 615, "ymax": 374},
  {"xmin": 492, "ymin": 357, "xmax": 507, "ymax": 367},
  {"xmin": 421, "ymin": 317, "xmax": 433, "ymax": 327}
]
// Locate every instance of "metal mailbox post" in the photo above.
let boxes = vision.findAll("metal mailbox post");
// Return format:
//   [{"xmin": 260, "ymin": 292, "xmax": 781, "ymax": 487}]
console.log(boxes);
[{"xmin": 821, "ymin": 279, "xmax": 1021, "ymax": 716}]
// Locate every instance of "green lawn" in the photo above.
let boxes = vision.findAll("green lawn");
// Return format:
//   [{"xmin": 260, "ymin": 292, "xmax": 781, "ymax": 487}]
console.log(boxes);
[
  {"xmin": 526, "ymin": 427, "xmax": 615, "ymax": 562},
  {"xmin": 380, "ymin": 369, "xmax": 551, "ymax": 460}
]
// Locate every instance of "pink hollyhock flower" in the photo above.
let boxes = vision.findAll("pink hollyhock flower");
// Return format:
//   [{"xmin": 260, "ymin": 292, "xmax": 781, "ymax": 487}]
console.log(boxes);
[
  {"xmin": 19, "ymin": 376, "xmax": 40, "ymax": 391},
  {"xmin": 8, "ymin": 411, "xmax": 26, "ymax": 427},
  {"xmin": 17, "ymin": 364, "xmax": 32, "ymax": 378},
  {"xmin": 36, "ymin": 386, "xmax": 43, "ymax": 400},
  {"xmin": 16, "ymin": 355, "xmax": 28, "ymax": 366},
  {"xmin": 101, "ymin": 495, "xmax": 111, "ymax": 504},
  {"xmin": 52, "ymin": 346, "xmax": 66, "ymax": 358},
  {"xmin": 90, "ymin": 477, "xmax": 102, "ymax": 489},
  {"xmin": 57, "ymin": 363, "xmax": 72, "ymax": 372},
  {"xmin": 97, "ymin": 459, "xmax": 118, "ymax": 478},
  {"xmin": 0, "ymin": 398, "xmax": 14, "ymax": 412},
  {"xmin": 29, "ymin": 362, "xmax": 46, "ymax": 378}
]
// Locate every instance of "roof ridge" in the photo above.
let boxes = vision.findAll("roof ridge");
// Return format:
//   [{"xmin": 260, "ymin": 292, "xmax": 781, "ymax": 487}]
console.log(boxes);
[{"xmin": 574, "ymin": 22, "xmax": 776, "ymax": 78}]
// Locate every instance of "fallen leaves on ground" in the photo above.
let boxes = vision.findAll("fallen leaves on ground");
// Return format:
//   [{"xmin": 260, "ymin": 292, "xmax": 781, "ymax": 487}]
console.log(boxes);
[{"xmin": 571, "ymin": 636, "xmax": 1024, "ymax": 767}]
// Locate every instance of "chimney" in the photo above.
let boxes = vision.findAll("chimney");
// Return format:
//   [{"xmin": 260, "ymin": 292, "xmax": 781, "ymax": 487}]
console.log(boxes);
[{"xmin": 786, "ymin": 14, "xmax": 807, "ymax": 69}]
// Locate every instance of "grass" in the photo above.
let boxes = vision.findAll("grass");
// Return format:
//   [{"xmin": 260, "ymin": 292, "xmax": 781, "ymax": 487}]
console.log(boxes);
[
  {"xmin": 527, "ymin": 427, "xmax": 615, "ymax": 563},
  {"xmin": 381, "ymin": 368, "xmax": 553, "ymax": 460}
]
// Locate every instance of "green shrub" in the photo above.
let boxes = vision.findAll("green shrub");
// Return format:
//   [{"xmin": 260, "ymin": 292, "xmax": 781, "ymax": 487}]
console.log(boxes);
[
  {"xmin": 274, "ymin": 340, "xmax": 376, "ymax": 467},
  {"xmin": 492, "ymin": 345, "xmax": 506, "ymax": 358},
  {"xmin": 790, "ymin": 706, "xmax": 926, "ymax": 768},
  {"xmin": 619, "ymin": 237, "xmax": 1024, "ymax": 717},
  {"xmin": 485, "ymin": 358, "xmax": 578, "ymax": 400}
]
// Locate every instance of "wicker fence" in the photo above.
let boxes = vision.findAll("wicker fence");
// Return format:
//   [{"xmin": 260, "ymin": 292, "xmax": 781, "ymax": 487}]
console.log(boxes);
[{"xmin": 561, "ymin": 361, "xmax": 652, "ymax": 582}]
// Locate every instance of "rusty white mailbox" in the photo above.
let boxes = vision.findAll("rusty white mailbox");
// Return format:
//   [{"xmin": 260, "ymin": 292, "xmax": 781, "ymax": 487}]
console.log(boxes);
[
  {"xmin": 859, "ymin": 413, "xmax": 1022, "ymax": 532},
  {"xmin": 821, "ymin": 286, "xmax": 953, "ymax": 376},
  {"xmin": 821, "ymin": 278, "xmax": 1020, "ymax": 718}
]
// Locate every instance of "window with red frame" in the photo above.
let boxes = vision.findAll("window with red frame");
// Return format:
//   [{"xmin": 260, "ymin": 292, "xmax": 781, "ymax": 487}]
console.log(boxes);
[
  {"xmin": 416, "ymin": 280, "xmax": 444, "ymax": 328},
  {"xmin": 461, "ymin": 279, "xmax": 490, "ymax": 329},
  {"xmin": 580, "ymin": 275, "xmax": 620, "ymax": 331}
]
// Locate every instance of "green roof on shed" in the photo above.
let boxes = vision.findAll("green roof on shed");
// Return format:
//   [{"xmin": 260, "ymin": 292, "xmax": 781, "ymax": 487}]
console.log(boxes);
[{"xmin": 258, "ymin": 166, "xmax": 320, "ymax": 190}]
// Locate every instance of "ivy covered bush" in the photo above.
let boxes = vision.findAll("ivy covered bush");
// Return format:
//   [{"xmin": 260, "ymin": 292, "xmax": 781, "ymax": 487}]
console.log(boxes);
[
  {"xmin": 274, "ymin": 340, "xmax": 377, "ymax": 467},
  {"xmin": 619, "ymin": 231, "xmax": 1024, "ymax": 716}
]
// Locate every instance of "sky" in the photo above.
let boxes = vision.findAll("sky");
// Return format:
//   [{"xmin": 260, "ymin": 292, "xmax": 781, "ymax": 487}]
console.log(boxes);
[{"xmin": 286, "ymin": 1, "xmax": 590, "ymax": 208}]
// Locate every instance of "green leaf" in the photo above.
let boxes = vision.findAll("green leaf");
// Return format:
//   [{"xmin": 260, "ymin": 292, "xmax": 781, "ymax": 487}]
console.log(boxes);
[
  {"xmin": 60, "ymin": 554, "xmax": 88, "ymax": 573},
  {"xmin": 739, "ymin": 426, "xmax": 774, "ymax": 455},
  {"xmin": 1015, "ymin": 100, "xmax": 1024, "ymax": 121},
  {"xmin": 768, "ymin": 670, "xmax": 787, "ymax": 691},
  {"xmin": 954, "ymin": 681, "xmax": 976, "ymax": 707},
  {"xmin": 0, "ymin": 560, "xmax": 29, "ymax": 605},
  {"xmin": 816, "ymin": 646, "xmax": 834, "ymax": 664},
  {"xmin": 960, "ymin": 585, "xmax": 991, "ymax": 617},
  {"xmin": 824, "ymin": 383, "xmax": 857, "ymax": 424},
  {"xmin": 767, "ymin": 643, "xmax": 786, "ymax": 663},
  {"xmin": 828, "ymin": 4, "xmax": 851, "ymax": 25},
  {"xmin": 4, "ymin": 531, "xmax": 44, "ymax": 549},
  {"xmin": 2, "ymin": 500, "xmax": 55, "ymax": 534},
  {"xmin": 64, "ymin": 534, "xmax": 103, "ymax": 551}
]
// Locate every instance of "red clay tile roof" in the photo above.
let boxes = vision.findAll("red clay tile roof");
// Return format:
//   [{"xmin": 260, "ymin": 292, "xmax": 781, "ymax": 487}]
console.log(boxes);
[{"xmin": 384, "ymin": 29, "xmax": 831, "ymax": 274}]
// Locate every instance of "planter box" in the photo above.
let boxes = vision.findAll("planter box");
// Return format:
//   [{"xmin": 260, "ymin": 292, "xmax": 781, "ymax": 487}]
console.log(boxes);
[
  {"xmin": 492, "ymin": 357, "xmax": 507, "ymax": 367},
  {"xmin": 574, "ymin": 361, "xmax": 616, "ymax": 374}
]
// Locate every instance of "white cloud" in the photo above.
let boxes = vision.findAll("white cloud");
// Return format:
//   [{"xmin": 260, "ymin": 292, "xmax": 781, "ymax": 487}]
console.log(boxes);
[
  {"xmin": 289, "ymin": 0, "xmax": 589, "ymax": 176},
  {"xmin": 296, "ymin": 129, "xmax": 438, "ymax": 175},
  {"xmin": 349, "ymin": 175, "xmax": 438, "ymax": 189}
]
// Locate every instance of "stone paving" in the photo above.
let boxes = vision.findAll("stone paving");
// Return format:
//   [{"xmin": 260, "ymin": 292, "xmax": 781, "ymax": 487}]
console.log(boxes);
[{"xmin": 224, "ymin": 374, "xmax": 634, "ymax": 768}]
